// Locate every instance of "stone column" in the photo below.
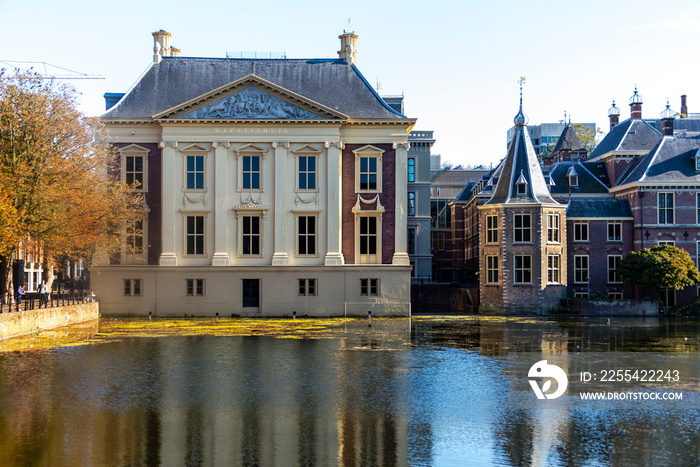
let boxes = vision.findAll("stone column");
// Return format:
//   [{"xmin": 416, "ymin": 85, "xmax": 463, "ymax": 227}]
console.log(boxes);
[
  {"xmin": 212, "ymin": 142, "xmax": 230, "ymax": 266},
  {"xmin": 271, "ymin": 141, "xmax": 290, "ymax": 265},
  {"xmin": 392, "ymin": 142, "xmax": 411, "ymax": 265},
  {"xmin": 159, "ymin": 141, "xmax": 178, "ymax": 265},
  {"xmin": 324, "ymin": 141, "xmax": 345, "ymax": 265}
]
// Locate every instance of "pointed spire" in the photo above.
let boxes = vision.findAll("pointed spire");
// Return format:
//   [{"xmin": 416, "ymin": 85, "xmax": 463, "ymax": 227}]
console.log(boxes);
[{"xmin": 514, "ymin": 77, "xmax": 529, "ymax": 126}]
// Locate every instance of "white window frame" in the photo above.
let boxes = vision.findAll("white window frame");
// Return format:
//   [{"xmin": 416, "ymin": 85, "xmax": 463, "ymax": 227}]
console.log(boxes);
[
  {"xmin": 293, "ymin": 145, "xmax": 321, "ymax": 192},
  {"xmin": 360, "ymin": 278, "xmax": 379, "ymax": 296},
  {"xmin": 574, "ymin": 292, "xmax": 589, "ymax": 298},
  {"xmin": 234, "ymin": 144, "xmax": 268, "ymax": 193},
  {"xmin": 658, "ymin": 192, "xmax": 674, "ymax": 224},
  {"xmin": 298, "ymin": 278, "xmax": 317, "ymax": 297},
  {"xmin": 186, "ymin": 279, "xmax": 205, "ymax": 297},
  {"xmin": 408, "ymin": 157, "xmax": 416, "ymax": 182},
  {"xmin": 354, "ymin": 145, "xmax": 384, "ymax": 193},
  {"xmin": 547, "ymin": 254, "xmax": 561, "ymax": 284},
  {"xmin": 547, "ymin": 214, "xmax": 560, "ymax": 244},
  {"xmin": 574, "ymin": 255, "xmax": 589, "ymax": 284},
  {"xmin": 408, "ymin": 192, "xmax": 416, "ymax": 216},
  {"xmin": 119, "ymin": 144, "xmax": 150, "ymax": 192},
  {"xmin": 184, "ymin": 213, "xmax": 208, "ymax": 257},
  {"xmin": 234, "ymin": 208, "xmax": 267, "ymax": 258},
  {"xmin": 296, "ymin": 213, "xmax": 319, "ymax": 257},
  {"xmin": 123, "ymin": 278, "xmax": 142, "ymax": 297},
  {"xmin": 608, "ymin": 292, "xmax": 623, "ymax": 300},
  {"xmin": 607, "ymin": 221, "xmax": 622, "ymax": 242},
  {"xmin": 185, "ymin": 153, "xmax": 206, "ymax": 191},
  {"xmin": 608, "ymin": 255, "xmax": 622, "ymax": 284},
  {"xmin": 658, "ymin": 240, "xmax": 675, "ymax": 246},
  {"xmin": 356, "ymin": 213, "xmax": 382, "ymax": 264},
  {"xmin": 573, "ymin": 222, "xmax": 589, "ymax": 242},
  {"xmin": 123, "ymin": 215, "xmax": 147, "ymax": 265}
]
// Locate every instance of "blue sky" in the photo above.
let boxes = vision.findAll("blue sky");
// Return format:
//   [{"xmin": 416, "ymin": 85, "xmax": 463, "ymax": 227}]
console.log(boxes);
[{"xmin": 2, "ymin": 0, "xmax": 700, "ymax": 166}]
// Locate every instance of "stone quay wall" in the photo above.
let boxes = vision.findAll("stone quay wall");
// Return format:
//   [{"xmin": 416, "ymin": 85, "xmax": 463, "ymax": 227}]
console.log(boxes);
[{"xmin": 0, "ymin": 303, "xmax": 99, "ymax": 340}]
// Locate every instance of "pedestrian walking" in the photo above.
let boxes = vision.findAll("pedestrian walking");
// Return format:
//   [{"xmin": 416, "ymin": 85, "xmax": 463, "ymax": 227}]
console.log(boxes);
[
  {"xmin": 16, "ymin": 284, "xmax": 24, "ymax": 311},
  {"xmin": 39, "ymin": 280, "xmax": 48, "ymax": 308}
]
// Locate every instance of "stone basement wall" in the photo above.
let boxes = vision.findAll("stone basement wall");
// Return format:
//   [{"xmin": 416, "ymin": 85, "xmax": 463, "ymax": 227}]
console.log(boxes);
[
  {"xmin": 568, "ymin": 299, "xmax": 658, "ymax": 317},
  {"xmin": 0, "ymin": 303, "xmax": 99, "ymax": 340}
]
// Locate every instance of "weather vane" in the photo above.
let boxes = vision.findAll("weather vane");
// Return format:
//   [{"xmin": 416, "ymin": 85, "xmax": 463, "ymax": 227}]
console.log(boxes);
[{"xmin": 519, "ymin": 77, "xmax": 526, "ymax": 105}]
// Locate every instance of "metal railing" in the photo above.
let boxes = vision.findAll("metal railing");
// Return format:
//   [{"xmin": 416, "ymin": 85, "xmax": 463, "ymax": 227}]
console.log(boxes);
[{"xmin": 0, "ymin": 290, "xmax": 94, "ymax": 313}]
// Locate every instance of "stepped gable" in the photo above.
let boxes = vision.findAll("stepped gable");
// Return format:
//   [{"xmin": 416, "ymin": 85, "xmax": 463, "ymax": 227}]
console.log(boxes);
[
  {"xmin": 617, "ymin": 132, "xmax": 700, "ymax": 185},
  {"xmin": 589, "ymin": 119, "xmax": 662, "ymax": 160},
  {"xmin": 485, "ymin": 107, "xmax": 559, "ymax": 205},
  {"xmin": 103, "ymin": 57, "xmax": 403, "ymax": 120}
]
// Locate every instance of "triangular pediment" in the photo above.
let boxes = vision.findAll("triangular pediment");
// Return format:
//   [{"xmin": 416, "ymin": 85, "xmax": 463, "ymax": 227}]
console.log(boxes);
[
  {"xmin": 292, "ymin": 144, "xmax": 322, "ymax": 154},
  {"xmin": 153, "ymin": 75, "xmax": 347, "ymax": 121}
]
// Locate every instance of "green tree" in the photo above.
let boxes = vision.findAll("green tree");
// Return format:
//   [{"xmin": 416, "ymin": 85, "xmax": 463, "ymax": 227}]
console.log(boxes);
[
  {"xmin": 0, "ymin": 71, "xmax": 143, "ymax": 291},
  {"xmin": 617, "ymin": 246, "xmax": 700, "ymax": 296},
  {"xmin": 571, "ymin": 123, "xmax": 603, "ymax": 154}
]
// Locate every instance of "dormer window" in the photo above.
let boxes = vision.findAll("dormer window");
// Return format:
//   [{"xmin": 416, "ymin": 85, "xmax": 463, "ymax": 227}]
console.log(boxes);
[
  {"xmin": 515, "ymin": 170, "xmax": 528, "ymax": 195},
  {"xmin": 567, "ymin": 166, "xmax": 578, "ymax": 187},
  {"xmin": 694, "ymin": 149, "xmax": 700, "ymax": 171}
]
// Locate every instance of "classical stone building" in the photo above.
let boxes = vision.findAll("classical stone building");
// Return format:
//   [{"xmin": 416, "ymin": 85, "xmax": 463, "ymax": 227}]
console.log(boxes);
[{"xmin": 93, "ymin": 31, "xmax": 414, "ymax": 316}]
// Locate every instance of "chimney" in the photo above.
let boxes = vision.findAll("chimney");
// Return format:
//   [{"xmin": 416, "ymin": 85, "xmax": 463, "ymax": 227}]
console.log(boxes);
[
  {"xmin": 152, "ymin": 30, "xmax": 172, "ymax": 63},
  {"xmin": 171, "ymin": 47, "xmax": 181, "ymax": 57},
  {"xmin": 608, "ymin": 99, "xmax": 620, "ymax": 130},
  {"xmin": 660, "ymin": 100, "xmax": 676, "ymax": 136},
  {"xmin": 629, "ymin": 86, "xmax": 643, "ymax": 119},
  {"xmin": 681, "ymin": 94, "xmax": 688, "ymax": 118},
  {"xmin": 338, "ymin": 31, "xmax": 358, "ymax": 65}
]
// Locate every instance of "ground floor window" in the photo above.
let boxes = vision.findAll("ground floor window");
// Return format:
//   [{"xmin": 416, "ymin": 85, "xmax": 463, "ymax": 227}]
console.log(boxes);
[
  {"xmin": 547, "ymin": 255, "xmax": 560, "ymax": 284},
  {"xmin": 358, "ymin": 215, "xmax": 380, "ymax": 264},
  {"xmin": 608, "ymin": 255, "xmax": 622, "ymax": 284},
  {"xmin": 486, "ymin": 255, "xmax": 499, "ymax": 284},
  {"xmin": 242, "ymin": 279, "xmax": 260, "ymax": 307},
  {"xmin": 608, "ymin": 292, "xmax": 623, "ymax": 300},
  {"xmin": 514, "ymin": 255, "xmax": 532, "ymax": 284},
  {"xmin": 123, "ymin": 279, "xmax": 141, "ymax": 296},
  {"xmin": 660, "ymin": 288, "xmax": 676, "ymax": 307},
  {"xmin": 574, "ymin": 255, "xmax": 589, "ymax": 284},
  {"xmin": 298, "ymin": 279, "xmax": 316, "ymax": 296},
  {"xmin": 574, "ymin": 292, "xmax": 589, "ymax": 298},
  {"xmin": 360, "ymin": 278, "xmax": 379, "ymax": 296},
  {"xmin": 186, "ymin": 279, "xmax": 205, "ymax": 297}
]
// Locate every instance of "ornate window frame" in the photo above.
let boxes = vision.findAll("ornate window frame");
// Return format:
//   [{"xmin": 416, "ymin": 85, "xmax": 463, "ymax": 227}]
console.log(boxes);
[
  {"xmin": 180, "ymin": 143, "xmax": 210, "ymax": 193},
  {"xmin": 354, "ymin": 145, "xmax": 384, "ymax": 193},
  {"xmin": 182, "ymin": 211, "xmax": 210, "ymax": 257},
  {"xmin": 294, "ymin": 211, "xmax": 320, "ymax": 258},
  {"xmin": 234, "ymin": 143, "xmax": 268, "ymax": 193},
  {"xmin": 292, "ymin": 144, "xmax": 321, "ymax": 193},
  {"xmin": 234, "ymin": 206, "xmax": 268, "ymax": 258},
  {"xmin": 119, "ymin": 144, "xmax": 150, "ymax": 192}
]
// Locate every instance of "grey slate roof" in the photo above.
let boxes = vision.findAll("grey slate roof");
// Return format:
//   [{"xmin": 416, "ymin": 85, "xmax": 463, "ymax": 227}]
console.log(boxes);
[
  {"xmin": 566, "ymin": 198, "xmax": 633, "ymax": 218},
  {"xmin": 589, "ymin": 118, "xmax": 661, "ymax": 160},
  {"xmin": 485, "ymin": 114, "xmax": 560, "ymax": 206},
  {"xmin": 547, "ymin": 161, "xmax": 610, "ymax": 195},
  {"xmin": 550, "ymin": 124, "xmax": 586, "ymax": 153},
  {"xmin": 103, "ymin": 57, "xmax": 403, "ymax": 120},
  {"xmin": 646, "ymin": 118, "xmax": 700, "ymax": 134},
  {"xmin": 617, "ymin": 132, "xmax": 700, "ymax": 185}
]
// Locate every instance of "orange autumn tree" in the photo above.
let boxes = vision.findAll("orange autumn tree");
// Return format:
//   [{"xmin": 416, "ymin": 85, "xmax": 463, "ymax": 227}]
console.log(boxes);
[{"xmin": 0, "ymin": 71, "xmax": 143, "ymax": 291}]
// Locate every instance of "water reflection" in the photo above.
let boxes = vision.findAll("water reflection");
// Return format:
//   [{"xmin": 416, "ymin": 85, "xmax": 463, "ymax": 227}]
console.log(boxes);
[{"xmin": 0, "ymin": 317, "xmax": 697, "ymax": 466}]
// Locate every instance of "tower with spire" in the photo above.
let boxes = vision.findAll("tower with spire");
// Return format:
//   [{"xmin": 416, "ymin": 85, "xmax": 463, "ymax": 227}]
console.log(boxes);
[{"xmin": 477, "ymin": 81, "xmax": 567, "ymax": 313}]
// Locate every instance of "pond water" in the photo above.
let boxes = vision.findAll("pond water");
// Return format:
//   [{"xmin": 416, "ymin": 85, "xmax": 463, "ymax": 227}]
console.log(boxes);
[{"xmin": 0, "ymin": 316, "xmax": 698, "ymax": 466}]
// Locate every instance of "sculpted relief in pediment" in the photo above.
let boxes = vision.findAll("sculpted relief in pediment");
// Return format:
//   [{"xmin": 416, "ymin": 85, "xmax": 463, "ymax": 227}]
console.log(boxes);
[{"xmin": 182, "ymin": 87, "xmax": 325, "ymax": 120}]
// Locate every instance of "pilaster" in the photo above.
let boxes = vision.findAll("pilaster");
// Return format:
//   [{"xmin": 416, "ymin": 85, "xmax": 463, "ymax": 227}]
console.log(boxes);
[
  {"xmin": 392, "ymin": 142, "xmax": 411, "ymax": 265},
  {"xmin": 271, "ymin": 141, "xmax": 290, "ymax": 265},
  {"xmin": 159, "ymin": 141, "xmax": 178, "ymax": 266},
  {"xmin": 212, "ymin": 142, "xmax": 230, "ymax": 266},
  {"xmin": 324, "ymin": 141, "xmax": 345, "ymax": 265}
]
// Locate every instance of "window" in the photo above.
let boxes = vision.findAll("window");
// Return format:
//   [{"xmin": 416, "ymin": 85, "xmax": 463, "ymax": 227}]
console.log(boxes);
[
  {"xmin": 697, "ymin": 193, "xmax": 700, "ymax": 223},
  {"xmin": 123, "ymin": 279, "xmax": 142, "ymax": 296},
  {"xmin": 242, "ymin": 279, "xmax": 260, "ymax": 308},
  {"xmin": 658, "ymin": 192, "xmax": 674, "ymax": 224},
  {"xmin": 568, "ymin": 174, "xmax": 578, "ymax": 187},
  {"xmin": 408, "ymin": 228, "xmax": 416, "ymax": 255},
  {"xmin": 607, "ymin": 221, "xmax": 622, "ymax": 242},
  {"xmin": 514, "ymin": 255, "xmax": 532, "ymax": 284},
  {"xmin": 660, "ymin": 288, "xmax": 676, "ymax": 306},
  {"xmin": 573, "ymin": 222, "xmax": 589, "ymax": 242},
  {"xmin": 298, "ymin": 155, "xmax": 316, "ymax": 190},
  {"xmin": 298, "ymin": 279, "xmax": 316, "ymax": 296},
  {"xmin": 125, "ymin": 154, "xmax": 144, "ymax": 188},
  {"xmin": 547, "ymin": 255, "xmax": 560, "ymax": 283},
  {"xmin": 242, "ymin": 215, "xmax": 261, "ymax": 255},
  {"xmin": 126, "ymin": 217, "xmax": 144, "ymax": 259},
  {"xmin": 186, "ymin": 279, "xmax": 205, "ymax": 297},
  {"xmin": 574, "ymin": 292, "xmax": 589, "ymax": 298},
  {"xmin": 408, "ymin": 158, "xmax": 415, "ymax": 182},
  {"xmin": 514, "ymin": 214, "xmax": 531, "ymax": 243},
  {"xmin": 547, "ymin": 214, "xmax": 560, "ymax": 243},
  {"xmin": 608, "ymin": 292, "xmax": 623, "ymax": 300},
  {"xmin": 242, "ymin": 154, "xmax": 261, "ymax": 190},
  {"xmin": 486, "ymin": 215, "xmax": 498, "ymax": 244},
  {"xmin": 658, "ymin": 240, "xmax": 675, "ymax": 246},
  {"xmin": 608, "ymin": 255, "xmax": 622, "ymax": 284},
  {"xmin": 516, "ymin": 181, "xmax": 527, "ymax": 195},
  {"xmin": 486, "ymin": 256, "xmax": 499, "ymax": 284},
  {"xmin": 360, "ymin": 278, "xmax": 379, "ymax": 296},
  {"xmin": 408, "ymin": 192, "xmax": 416, "ymax": 216},
  {"xmin": 574, "ymin": 255, "xmax": 589, "ymax": 284},
  {"xmin": 431, "ymin": 199, "xmax": 451, "ymax": 229},
  {"xmin": 186, "ymin": 154, "xmax": 205, "ymax": 190},
  {"xmin": 186, "ymin": 215, "xmax": 205, "ymax": 255},
  {"xmin": 359, "ymin": 215, "xmax": 379, "ymax": 264},
  {"xmin": 437, "ymin": 232, "xmax": 445, "ymax": 251},
  {"xmin": 297, "ymin": 215, "xmax": 316, "ymax": 256},
  {"xmin": 359, "ymin": 156, "xmax": 379, "ymax": 191}
]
